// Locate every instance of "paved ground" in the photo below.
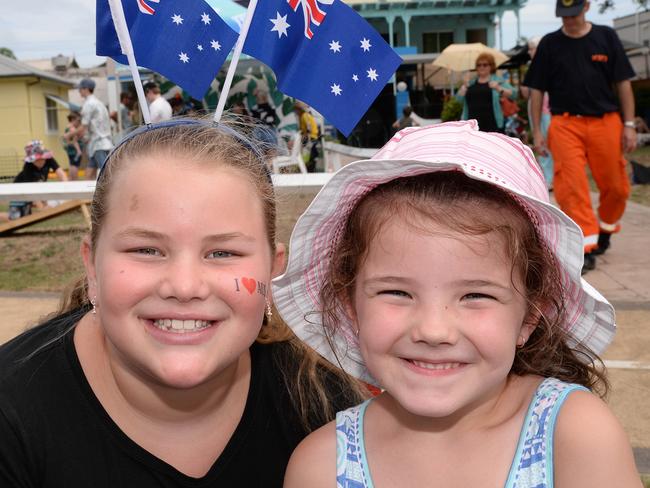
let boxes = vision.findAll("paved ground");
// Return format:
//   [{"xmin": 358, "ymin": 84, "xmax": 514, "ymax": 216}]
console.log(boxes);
[{"xmin": 0, "ymin": 194, "xmax": 649, "ymax": 474}]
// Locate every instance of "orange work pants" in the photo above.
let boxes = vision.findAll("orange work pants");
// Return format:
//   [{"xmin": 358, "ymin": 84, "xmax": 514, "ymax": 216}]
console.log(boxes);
[{"xmin": 547, "ymin": 112, "xmax": 630, "ymax": 252}]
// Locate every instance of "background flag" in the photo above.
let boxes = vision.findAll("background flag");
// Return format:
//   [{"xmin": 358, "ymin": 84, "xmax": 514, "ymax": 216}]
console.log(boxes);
[
  {"xmin": 243, "ymin": 0, "xmax": 402, "ymax": 136},
  {"xmin": 96, "ymin": 0, "xmax": 238, "ymax": 99}
]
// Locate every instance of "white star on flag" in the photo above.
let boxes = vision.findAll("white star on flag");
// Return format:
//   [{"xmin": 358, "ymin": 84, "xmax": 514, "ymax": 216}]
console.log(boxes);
[
  {"xmin": 171, "ymin": 14, "xmax": 183, "ymax": 25},
  {"xmin": 179, "ymin": 52, "xmax": 189, "ymax": 63},
  {"xmin": 211, "ymin": 40, "xmax": 221, "ymax": 51},
  {"xmin": 197, "ymin": 44, "xmax": 203, "ymax": 51},
  {"xmin": 352, "ymin": 74, "xmax": 359, "ymax": 82},
  {"xmin": 360, "ymin": 38, "xmax": 372, "ymax": 51},
  {"xmin": 270, "ymin": 12, "xmax": 290, "ymax": 38},
  {"xmin": 367, "ymin": 68, "xmax": 378, "ymax": 81},
  {"xmin": 329, "ymin": 40, "xmax": 342, "ymax": 53},
  {"xmin": 201, "ymin": 12, "xmax": 211, "ymax": 25},
  {"xmin": 331, "ymin": 83, "xmax": 342, "ymax": 96}
]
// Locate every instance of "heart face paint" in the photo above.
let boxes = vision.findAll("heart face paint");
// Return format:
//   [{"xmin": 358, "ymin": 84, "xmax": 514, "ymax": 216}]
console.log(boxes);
[{"xmin": 234, "ymin": 278, "xmax": 267, "ymax": 297}]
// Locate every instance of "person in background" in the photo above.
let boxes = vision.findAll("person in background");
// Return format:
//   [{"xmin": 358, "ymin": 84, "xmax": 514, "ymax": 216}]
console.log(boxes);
[
  {"xmin": 294, "ymin": 102, "xmax": 320, "ymax": 172},
  {"xmin": 62, "ymin": 111, "xmax": 84, "ymax": 180},
  {"xmin": 78, "ymin": 78, "xmax": 114, "ymax": 180},
  {"xmin": 392, "ymin": 105, "xmax": 419, "ymax": 132},
  {"xmin": 520, "ymin": 36, "xmax": 554, "ymax": 189},
  {"xmin": 3, "ymin": 141, "xmax": 69, "ymax": 221},
  {"xmin": 525, "ymin": 0, "xmax": 636, "ymax": 273},
  {"xmin": 119, "ymin": 92, "xmax": 134, "ymax": 134},
  {"xmin": 143, "ymin": 81, "xmax": 173, "ymax": 123},
  {"xmin": 456, "ymin": 53, "xmax": 516, "ymax": 133},
  {"xmin": 250, "ymin": 89, "xmax": 280, "ymax": 154}
]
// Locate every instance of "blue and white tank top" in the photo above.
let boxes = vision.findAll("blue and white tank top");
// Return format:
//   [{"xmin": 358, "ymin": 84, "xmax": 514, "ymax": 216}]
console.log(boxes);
[{"xmin": 335, "ymin": 377, "xmax": 588, "ymax": 488}]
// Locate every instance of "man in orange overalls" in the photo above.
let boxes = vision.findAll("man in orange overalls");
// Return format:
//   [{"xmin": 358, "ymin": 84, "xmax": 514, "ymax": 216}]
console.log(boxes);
[{"xmin": 525, "ymin": 0, "xmax": 637, "ymax": 274}]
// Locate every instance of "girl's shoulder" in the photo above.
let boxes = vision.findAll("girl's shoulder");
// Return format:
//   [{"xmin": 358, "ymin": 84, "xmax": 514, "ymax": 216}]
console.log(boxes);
[
  {"xmin": 553, "ymin": 383, "xmax": 641, "ymax": 487},
  {"xmin": 283, "ymin": 419, "xmax": 337, "ymax": 488}
]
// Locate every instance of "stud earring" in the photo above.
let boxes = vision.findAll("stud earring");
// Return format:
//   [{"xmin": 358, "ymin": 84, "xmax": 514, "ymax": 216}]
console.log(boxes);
[
  {"xmin": 265, "ymin": 300, "xmax": 273, "ymax": 319},
  {"xmin": 91, "ymin": 297, "xmax": 97, "ymax": 315}
]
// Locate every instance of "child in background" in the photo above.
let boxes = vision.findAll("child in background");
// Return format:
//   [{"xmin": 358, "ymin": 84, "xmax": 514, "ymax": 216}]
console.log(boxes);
[
  {"xmin": 62, "ymin": 111, "xmax": 84, "ymax": 180},
  {"xmin": 0, "ymin": 119, "xmax": 366, "ymax": 487},
  {"xmin": 276, "ymin": 121, "xmax": 641, "ymax": 487}
]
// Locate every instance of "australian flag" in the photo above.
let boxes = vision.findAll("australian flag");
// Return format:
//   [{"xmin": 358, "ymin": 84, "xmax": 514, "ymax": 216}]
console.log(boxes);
[
  {"xmin": 243, "ymin": 0, "xmax": 402, "ymax": 136},
  {"xmin": 96, "ymin": 0, "xmax": 238, "ymax": 99}
]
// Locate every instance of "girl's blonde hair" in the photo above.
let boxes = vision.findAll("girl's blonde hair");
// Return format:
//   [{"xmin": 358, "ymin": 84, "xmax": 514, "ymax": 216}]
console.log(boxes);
[
  {"xmin": 320, "ymin": 171, "xmax": 609, "ymax": 397},
  {"xmin": 56, "ymin": 119, "xmax": 367, "ymax": 429}
]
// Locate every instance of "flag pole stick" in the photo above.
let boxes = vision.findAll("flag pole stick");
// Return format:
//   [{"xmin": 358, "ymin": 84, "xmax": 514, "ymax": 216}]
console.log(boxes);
[
  {"xmin": 213, "ymin": 0, "xmax": 259, "ymax": 123},
  {"xmin": 107, "ymin": 0, "xmax": 151, "ymax": 124}
]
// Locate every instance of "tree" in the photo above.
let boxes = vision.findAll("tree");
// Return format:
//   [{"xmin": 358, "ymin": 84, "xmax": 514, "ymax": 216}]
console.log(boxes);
[
  {"xmin": 0, "ymin": 47, "xmax": 16, "ymax": 60},
  {"xmin": 598, "ymin": 0, "xmax": 649, "ymax": 13}
]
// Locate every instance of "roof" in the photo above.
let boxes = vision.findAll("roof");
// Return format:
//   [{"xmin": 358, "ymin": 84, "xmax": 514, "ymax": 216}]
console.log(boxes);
[{"xmin": 0, "ymin": 54, "xmax": 75, "ymax": 86}]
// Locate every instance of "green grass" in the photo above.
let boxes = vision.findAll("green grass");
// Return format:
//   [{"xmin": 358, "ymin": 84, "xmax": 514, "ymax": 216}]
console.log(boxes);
[
  {"xmin": 643, "ymin": 474, "xmax": 650, "ymax": 488},
  {"xmin": 0, "ymin": 209, "xmax": 86, "ymax": 291}
]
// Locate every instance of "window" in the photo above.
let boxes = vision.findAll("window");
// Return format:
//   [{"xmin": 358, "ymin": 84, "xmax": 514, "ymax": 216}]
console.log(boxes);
[
  {"xmin": 467, "ymin": 28, "xmax": 487, "ymax": 45},
  {"xmin": 45, "ymin": 96, "xmax": 58, "ymax": 133},
  {"xmin": 422, "ymin": 32, "xmax": 454, "ymax": 53}
]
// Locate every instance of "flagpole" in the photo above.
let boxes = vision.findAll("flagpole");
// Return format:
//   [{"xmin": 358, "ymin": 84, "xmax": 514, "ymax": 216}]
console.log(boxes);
[
  {"xmin": 213, "ymin": 0, "xmax": 259, "ymax": 123},
  {"xmin": 107, "ymin": 0, "xmax": 151, "ymax": 124}
]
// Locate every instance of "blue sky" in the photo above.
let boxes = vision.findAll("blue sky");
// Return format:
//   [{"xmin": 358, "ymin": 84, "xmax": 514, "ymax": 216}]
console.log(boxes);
[{"xmin": 0, "ymin": 0, "xmax": 643, "ymax": 68}]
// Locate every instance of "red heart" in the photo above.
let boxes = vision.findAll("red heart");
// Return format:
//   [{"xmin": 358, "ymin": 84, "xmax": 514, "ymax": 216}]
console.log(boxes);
[{"xmin": 241, "ymin": 277, "xmax": 256, "ymax": 295}]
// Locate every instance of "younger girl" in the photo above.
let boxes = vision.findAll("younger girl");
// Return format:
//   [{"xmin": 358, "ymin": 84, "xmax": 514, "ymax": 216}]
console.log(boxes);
[
  {"xmin": 0, "ymin": 119, "xmax": 365, "ymax": 487},
  {"xmin": 275, "ymin": 121, "xmax": 641, "ymax": 487}
]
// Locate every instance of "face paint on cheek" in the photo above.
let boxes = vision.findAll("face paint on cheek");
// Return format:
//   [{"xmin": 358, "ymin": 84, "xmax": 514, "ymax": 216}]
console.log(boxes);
[{"xmin": 234, "ymin": 277, "xmax": 268, "ymax": 297}]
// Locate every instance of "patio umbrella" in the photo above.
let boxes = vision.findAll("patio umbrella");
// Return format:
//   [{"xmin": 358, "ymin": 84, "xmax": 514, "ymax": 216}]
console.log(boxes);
[{"xmin": 433, "ymin": 43, "xmax": 509, "ymax": 72}]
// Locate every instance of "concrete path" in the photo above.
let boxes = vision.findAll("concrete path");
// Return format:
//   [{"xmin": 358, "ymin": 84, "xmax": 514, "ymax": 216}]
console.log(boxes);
[{"xmin": 0, "ymin": 197, "xmax": 649, "ymax": 474}]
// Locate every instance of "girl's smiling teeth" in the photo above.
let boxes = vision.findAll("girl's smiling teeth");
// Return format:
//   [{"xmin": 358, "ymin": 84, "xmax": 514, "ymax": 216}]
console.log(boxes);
[
  {"xmin": 408, "ymin": 359, "xmax": 463, "ymax": 371},
  {"xmin": 152, "ymin": 318, "xmax": 214, "ymax": 333}
]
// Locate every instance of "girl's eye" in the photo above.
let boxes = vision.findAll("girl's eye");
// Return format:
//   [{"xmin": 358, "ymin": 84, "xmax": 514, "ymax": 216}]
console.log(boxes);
[
  {"xmin": 133, "ymin": 247, "xmax": 161, "ymax": 256},
  {"xmin": 207, "ymin": 250, "xmax": 234, "ymax": 259},
  {"xmin": 463, "ymin": 293, "xmax": 495, "ymax": 300},
  {"xmin": 379, "ymin": 289, "xmax": 412, "ymax": 298}
]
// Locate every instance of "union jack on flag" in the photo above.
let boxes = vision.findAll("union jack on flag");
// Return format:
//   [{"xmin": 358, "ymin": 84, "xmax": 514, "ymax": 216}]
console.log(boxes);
[
  {"xmin": 243, "ymin": 0, "xmax": 402, "ymax": 136},
  {"xmin": 96, "ymin": 0, "xmax": 238, "ymax": 99}
]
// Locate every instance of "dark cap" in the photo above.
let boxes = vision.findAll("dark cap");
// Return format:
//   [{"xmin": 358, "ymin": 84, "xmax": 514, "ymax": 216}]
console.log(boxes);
[
  {"xmin": 556, "ymin": 0, "xmax": 586, "ymax": 17},
  {"xmin": 76, "ymin": 78, "xmax": 95, "ymax": 90}
]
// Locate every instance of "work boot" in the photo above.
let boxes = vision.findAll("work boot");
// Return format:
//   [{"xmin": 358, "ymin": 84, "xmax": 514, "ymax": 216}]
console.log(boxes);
[
  {"xmin": 582, "ymin": 252, "xmax": 596, "ymax": 275},
  {"xmin": 592, "ymin": 232, "xmax": 611, "ymax": 256}
]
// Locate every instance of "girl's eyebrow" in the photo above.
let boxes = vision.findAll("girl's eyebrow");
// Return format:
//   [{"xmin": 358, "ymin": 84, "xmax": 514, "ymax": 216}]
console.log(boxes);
[
  {"xmin": 452, "ymin": 279, "xmax": 511, "ymax": 290},
  {"xmin": 115, "ymin": 228, "xmax": 256, "ymax": 243},
  {"xmin": 362, "ymin": 276, "xmax": 414, "ymax": 286}
]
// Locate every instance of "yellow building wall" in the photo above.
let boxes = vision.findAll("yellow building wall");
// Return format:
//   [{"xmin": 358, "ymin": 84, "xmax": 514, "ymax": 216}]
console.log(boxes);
[{"xmin": 0, "ymin": 76, "xmax": 73, "ymax": 177}]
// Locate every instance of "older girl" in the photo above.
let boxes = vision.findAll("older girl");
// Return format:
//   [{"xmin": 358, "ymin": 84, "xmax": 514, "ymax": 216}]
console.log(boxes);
[{"xmin": 0, "ymin": 119, "xmax": 365, "ymax": 487}]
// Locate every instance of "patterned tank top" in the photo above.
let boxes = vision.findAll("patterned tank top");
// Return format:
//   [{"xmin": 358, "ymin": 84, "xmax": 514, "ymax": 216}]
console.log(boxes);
[{"xmin": 335, "ymin": 377, "xmax": 588, "ymax": 488}]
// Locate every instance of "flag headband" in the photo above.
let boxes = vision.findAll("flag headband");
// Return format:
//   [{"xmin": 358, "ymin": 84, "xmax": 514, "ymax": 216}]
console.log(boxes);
[{"xmin": 98, "ymin": 119, "xmax": 272, "ymax": 184}]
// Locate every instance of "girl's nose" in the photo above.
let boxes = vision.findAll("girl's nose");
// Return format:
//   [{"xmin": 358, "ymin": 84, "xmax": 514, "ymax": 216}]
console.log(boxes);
[
  {"xmin": 409, "ymin": 304, "xmax": 459, "ymax": 346},
  {"xmin": 159, "ymin": 257, "xmax": 210, "ymax": 302}
]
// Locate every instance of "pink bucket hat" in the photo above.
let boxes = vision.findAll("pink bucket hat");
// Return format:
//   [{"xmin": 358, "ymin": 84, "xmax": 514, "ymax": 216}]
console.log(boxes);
[
  {"xmin": 24, "ymin": 140, "xmax": 53, "ymax": 163},
  {"xmin": 272, "ymin": 121, "xmax": 616, "ymax": 384}
]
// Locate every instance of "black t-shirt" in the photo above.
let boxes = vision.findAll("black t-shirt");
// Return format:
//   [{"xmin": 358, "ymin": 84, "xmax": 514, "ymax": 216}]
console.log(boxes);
[
  {"xmin": 14, "ymin": 158, "xmax": 60, "ymax": 183},
  {"xmin": 524, "ymin": 24, "xmax": 635, "ymax": 116},
  {"xmin": 466, "ymin": 81, "xmax": 499, "ymax": 132},
  {"xmin": 0, "ymin": 309, "xmax": 353, "ymax": 487}
]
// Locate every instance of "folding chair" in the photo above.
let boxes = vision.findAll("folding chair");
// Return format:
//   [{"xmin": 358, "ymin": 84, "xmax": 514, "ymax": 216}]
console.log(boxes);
[{"xmin": 271, "ymin": 132, "xmax": 307, "ymax": 174}]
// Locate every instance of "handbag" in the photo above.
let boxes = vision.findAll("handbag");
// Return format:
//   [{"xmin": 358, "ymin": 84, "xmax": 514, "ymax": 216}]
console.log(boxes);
[{"xmin": 500, "ymin": 95, "xmax": 519, "ymax": 117}]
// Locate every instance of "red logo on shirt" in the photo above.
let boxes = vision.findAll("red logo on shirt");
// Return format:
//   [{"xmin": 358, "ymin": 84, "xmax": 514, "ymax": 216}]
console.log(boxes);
[{"xmin": 592, "ymin": 54, "xmax": 608, "ymax": 63}]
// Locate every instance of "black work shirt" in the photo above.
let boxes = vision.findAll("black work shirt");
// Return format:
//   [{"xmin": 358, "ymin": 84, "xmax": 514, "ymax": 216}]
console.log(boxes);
[
  {"xmin": 0, "ymin": 309, "xmax": 355, "ymax": 488},
  {"xmin": 14, "ymin": 158, "xmax": 60, "ymax": 183},
  {"xmin": 524, "ymin": 24, "xmax": 635, "ymax": 116}
]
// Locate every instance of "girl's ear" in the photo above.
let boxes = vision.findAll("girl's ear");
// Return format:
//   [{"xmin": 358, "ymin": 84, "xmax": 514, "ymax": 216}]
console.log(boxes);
[
  {"xmin": 81, "ymin": 236, "xmax": 97, "ymax": 299},
  {"xmin": 271, "ymin": 242, "xmax": 286, "ymax": 279},
  {"xmin": 520, "ymin": 304, "xmax": 542, "ymax": 344}
]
